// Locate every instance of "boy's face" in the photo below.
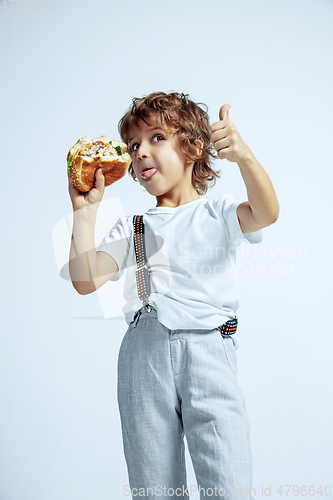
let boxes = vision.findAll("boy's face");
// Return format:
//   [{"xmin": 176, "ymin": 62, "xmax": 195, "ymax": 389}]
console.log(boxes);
[{"xmin": 128, "ymin": 119, "xmax": 197, "ymax": 205}]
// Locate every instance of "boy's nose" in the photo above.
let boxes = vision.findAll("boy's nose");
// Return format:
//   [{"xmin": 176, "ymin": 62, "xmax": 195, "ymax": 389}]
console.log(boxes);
[{"xmin": 137, "ymin": 143, "xmax": 150, "ymax": 160}]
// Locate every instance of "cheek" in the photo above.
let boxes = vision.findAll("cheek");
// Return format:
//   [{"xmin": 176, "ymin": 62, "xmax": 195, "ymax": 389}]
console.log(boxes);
[
  {"xmin": 163, "ymin": 150, "xmax": 183, "ymax": 168},
  {"xmin": 132, "ymin": 160, "xmax": 139, "ymax": 175}
]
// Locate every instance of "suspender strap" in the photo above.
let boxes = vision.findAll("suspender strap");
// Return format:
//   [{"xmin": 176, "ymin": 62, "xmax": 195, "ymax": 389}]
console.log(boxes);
[{"xmin": 133, "ymin": 215, "xmax": 151, "ymax": 311}]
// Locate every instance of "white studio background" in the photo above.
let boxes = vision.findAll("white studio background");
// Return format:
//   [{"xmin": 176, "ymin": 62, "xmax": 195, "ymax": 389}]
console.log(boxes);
[{"xmin": 1, "ymin": 0, "xmax": 333, "ymax": 498}]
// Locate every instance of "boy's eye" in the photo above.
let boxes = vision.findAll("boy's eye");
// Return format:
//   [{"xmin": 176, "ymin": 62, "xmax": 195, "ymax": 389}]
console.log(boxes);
[
  {"xmin": 130, "ymin": 134, "xmax": 164, "ymax": 153},
  {"xmin": 152, "ymin": 135, "xmax": 164, "ymax": 142}
]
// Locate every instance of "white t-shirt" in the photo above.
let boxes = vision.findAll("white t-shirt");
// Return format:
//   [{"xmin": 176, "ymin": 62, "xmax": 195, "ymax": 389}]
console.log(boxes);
[{"xmin": 96, "ymin": 195, "xmax": 262, "ymax": 332}]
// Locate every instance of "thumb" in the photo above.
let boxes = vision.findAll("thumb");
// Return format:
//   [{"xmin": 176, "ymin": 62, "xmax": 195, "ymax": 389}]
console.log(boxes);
[
  {"xmin": 94, "ymin": 167, "xmax": 105, "ymax": 191},
  {"xmin": 219, "ymin": 104, "xmax": 231, "ymax": 121}
]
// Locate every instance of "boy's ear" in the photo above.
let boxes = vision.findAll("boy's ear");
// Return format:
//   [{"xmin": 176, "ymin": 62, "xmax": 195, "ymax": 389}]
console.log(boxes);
[
  {"xmin": 194, "ymin": 139, "xmax": 203, "ymax": 158},
  {"xmin": 185, "ymin": 139, "xmax": 204, "ymax": 164}
]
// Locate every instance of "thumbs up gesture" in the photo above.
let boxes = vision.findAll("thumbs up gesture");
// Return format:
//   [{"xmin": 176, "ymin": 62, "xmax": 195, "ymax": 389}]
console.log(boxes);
[{"xmin": 210, "ymin": 105, "xmax": 250, "ymax": 163}]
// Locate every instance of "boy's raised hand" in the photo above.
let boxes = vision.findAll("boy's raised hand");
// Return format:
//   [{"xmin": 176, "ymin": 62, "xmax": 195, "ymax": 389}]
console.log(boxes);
[
  {"xmin": 210, "ymin": 105, "xmax": 250, "ymax": 163},
  {"xmin": 68, "ymin": 167, "xmax": 105, "ymax": 212}
]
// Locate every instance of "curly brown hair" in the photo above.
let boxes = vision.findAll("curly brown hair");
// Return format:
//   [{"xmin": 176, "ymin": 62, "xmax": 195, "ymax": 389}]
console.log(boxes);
[{"xmin": 118, "ymin": 91, "xmax": 220, "ymax": 195}]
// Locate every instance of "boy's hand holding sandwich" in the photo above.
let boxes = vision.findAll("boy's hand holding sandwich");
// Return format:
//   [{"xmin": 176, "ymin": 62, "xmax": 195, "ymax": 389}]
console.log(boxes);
[
  {"xmin": 68, "ymin": 167, "xmax": 118, "ymax": 295},
  {"xmin": 68, "ymin": 168, "xmax": 105, "ymax": 212}
]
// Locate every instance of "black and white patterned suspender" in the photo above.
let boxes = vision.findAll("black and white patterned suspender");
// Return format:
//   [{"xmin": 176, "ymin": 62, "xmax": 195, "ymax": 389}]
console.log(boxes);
[
  {"xmin": 132, "ymin": 214, "xmax": 238, "ymax": 333},
  {"xmin": 132, "ymin": 215, "xmax": 152, "ymax": 312}
]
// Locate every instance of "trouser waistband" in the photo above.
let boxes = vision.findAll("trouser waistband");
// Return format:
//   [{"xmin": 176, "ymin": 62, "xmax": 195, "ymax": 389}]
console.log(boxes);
[
  {"xmin": 130, "ymin": 305, "xmax": 237, "ymax": 334},
  {"xmin": 130, "ymin": 304, "xmax": 157, "ymax": 327}
]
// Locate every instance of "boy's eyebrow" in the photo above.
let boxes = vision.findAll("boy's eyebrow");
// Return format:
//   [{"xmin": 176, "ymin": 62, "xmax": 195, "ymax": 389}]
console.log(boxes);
[{"xmin": 129, "ymin": 126, "xmax": 164, "ymax": 144}]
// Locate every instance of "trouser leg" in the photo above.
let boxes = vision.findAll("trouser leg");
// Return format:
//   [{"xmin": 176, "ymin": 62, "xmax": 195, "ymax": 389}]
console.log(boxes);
[
  {"xmin": 173, "ymin": 328, "xmax": 255, "ymax": 500},
  {"xmin": 117, "ymin": 307, "xmax": 188, "ymax": 499}
]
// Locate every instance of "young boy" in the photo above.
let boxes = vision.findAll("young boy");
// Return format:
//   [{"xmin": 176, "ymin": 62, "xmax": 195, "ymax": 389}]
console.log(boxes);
[{"xmin": 68, "ymin": 92, "xmax": 279, "ymax": 499}]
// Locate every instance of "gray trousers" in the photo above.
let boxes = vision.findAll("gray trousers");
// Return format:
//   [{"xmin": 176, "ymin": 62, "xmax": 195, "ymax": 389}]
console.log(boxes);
[{"xmin": 117, "ymin": 305, "xmax": 255, "ymax": 499}]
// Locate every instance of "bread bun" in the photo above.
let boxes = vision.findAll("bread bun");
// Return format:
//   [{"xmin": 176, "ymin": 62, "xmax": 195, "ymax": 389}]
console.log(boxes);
[{"xmin": 67, "ymin": 136, "xmax": 131, "ymax": 192}]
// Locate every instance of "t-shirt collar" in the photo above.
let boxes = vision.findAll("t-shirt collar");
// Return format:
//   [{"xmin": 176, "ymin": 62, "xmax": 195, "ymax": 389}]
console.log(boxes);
[{"xmin": 146, "ymin": 197, "xmax": 207, "ymax": 214}]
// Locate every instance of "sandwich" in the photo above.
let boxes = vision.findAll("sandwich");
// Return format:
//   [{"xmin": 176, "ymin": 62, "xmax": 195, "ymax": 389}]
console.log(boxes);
[{"xmin": 67, "ymin": 135, "xmax": 131, "ymax": 192}]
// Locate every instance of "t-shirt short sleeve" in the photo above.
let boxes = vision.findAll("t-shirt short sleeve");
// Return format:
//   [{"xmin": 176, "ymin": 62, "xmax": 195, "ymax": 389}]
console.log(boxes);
[
  {"xmin": 218, "ymin": 194, "xmax": 263, "ymax": 247},
  {"xmin": 96, "ymin": 216, "xmax": 131, "ymax": 281}
]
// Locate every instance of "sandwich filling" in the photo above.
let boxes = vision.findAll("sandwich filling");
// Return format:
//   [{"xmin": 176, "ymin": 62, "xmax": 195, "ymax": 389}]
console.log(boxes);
[{"xmin": 67, "ymin": 136, "xmax": 127, "ymax": 177}]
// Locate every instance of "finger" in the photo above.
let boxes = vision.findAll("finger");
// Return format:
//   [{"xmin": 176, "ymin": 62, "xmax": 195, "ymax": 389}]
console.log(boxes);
[
  {"xmin": 68, "ymin": 176, "xmax": 75, "ymax": 191},
  {"xmin": 211, "ymin": 128, "xmax": 228, "ymax": 144},
  {"xmin": 217, "ymin": 147, "xmax": 230, "ymax": 160},
  {"xmin": 210, "ymin": 120, "xmax": 227, "ymax": 134},
  {"xmin": 68, "ymin": 176, "xmax": 78, "ymax": 193},
  {"xmin": 214, "ymin": 137, "xmax": 231, "ymax": 153},
  {"xmin": 219, "ymin": 104, "xmax": 231, "ymax": 121},
  {"xmin": 94, "ymin": 168, "xmax": 105, "ymax": 191}
]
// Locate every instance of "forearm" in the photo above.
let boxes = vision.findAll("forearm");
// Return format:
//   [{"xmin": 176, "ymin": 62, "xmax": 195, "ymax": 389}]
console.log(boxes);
[
  {"xmin": 237, "ymin": 147, "xmax": 279, "ymax": 224},
  {"xmin": 69, "ymin": 209, "xmax": 99, "ymax": 294}
]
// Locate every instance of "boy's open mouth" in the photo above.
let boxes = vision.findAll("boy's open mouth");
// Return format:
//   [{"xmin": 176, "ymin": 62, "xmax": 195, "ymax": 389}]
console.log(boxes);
[{"xmin": 140, "ymin": 167, "xmax": 158, "ymax": 180}]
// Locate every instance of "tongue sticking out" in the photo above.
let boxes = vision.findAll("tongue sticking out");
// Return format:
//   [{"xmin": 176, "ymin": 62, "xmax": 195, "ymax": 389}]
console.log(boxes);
[{"xmin": 140, "ymin": 168, "xmax": 157, "ymax": 179}]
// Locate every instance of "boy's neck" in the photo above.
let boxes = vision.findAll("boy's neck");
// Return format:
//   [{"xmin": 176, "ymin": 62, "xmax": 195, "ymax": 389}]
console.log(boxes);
[{"xmin": 156, "ymin": 191, "xmax": 201, "ymax": 208}]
